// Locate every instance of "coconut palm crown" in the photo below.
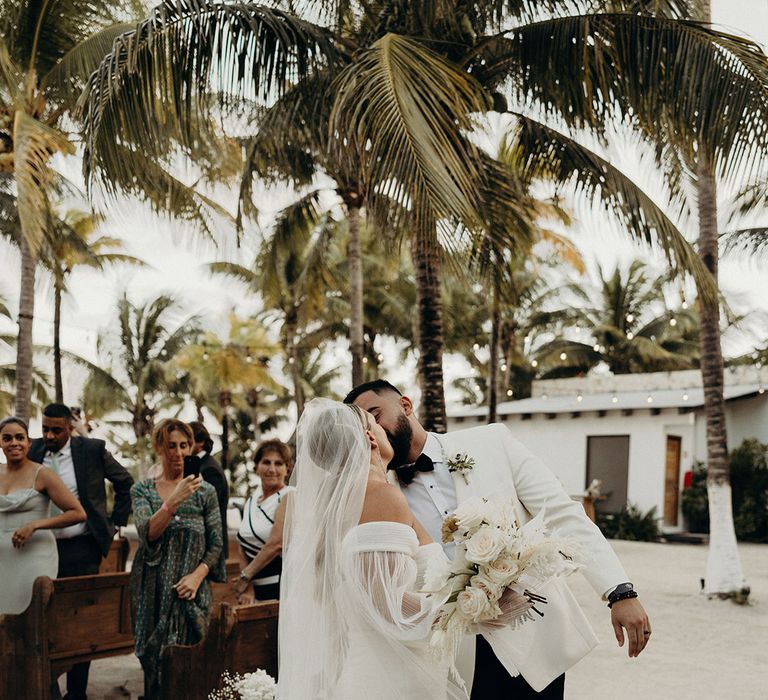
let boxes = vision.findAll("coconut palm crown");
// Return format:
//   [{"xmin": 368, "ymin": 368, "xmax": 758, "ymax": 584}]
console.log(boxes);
[{"xmin": 80, "ymin": 1, "xmax": 768, "ymax": 432}]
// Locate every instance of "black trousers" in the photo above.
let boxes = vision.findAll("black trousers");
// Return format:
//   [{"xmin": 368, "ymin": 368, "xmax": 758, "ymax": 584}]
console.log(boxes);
[
  {"xmin": 471, "ymin": 635, "xmax": 566, "ymax": 700},
  {"xmin": 53, "ymin": 534, "xmax": 103, "ymax": 700}
]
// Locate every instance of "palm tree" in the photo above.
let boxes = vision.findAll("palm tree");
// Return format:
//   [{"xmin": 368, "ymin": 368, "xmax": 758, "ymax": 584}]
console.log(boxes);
[
  {"xmin": 81, "ymin": 1, "xmax": 768, "ymax": 432},
  {"xmin": 174, "ymin": 314, "xmax": 283, "ymax": 471},
  {"xmin": 0, "ymin": 0, "xmax": 151, "ymax": 422},
  {"xmin": 537, "ymin": 261, "xmax": 701, "ymax": 377},
  {"xmin": 208, "ymin": 192, "xmax": 342, "ymax": 416},
  {"xmin": 42, "ymin": 209, "xmax": 147, "ymax": 403},
  {"xmin": 82, "ymin": 294, "xmax": 199, "ymax": 460}
]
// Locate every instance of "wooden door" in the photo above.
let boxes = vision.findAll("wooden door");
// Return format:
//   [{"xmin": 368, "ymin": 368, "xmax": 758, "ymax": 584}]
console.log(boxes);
[{"xmin": 664, "ymin": 436, "xmax": 682, "ymax": 526}]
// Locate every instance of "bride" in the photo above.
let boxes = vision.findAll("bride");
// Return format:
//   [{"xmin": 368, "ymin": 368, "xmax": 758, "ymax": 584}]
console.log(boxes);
[{"xmin": 277, "ymin": 399, "xmax": 467, "ymax": 699}]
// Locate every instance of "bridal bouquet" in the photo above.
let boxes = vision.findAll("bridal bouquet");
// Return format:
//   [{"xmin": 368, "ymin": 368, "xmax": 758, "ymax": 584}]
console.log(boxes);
[
  {"xmin": 423, "ymin": 496, "xmax": 585, "ymax": 660},
  {"xmin": 209, "ymin": 669, "xmax": 277, "ymax": 700}
]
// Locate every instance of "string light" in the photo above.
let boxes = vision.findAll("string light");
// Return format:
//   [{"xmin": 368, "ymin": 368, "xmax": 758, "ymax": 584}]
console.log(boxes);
[
  {"xmin": 531, "ymin": 359, "xmax": 538, "ymax": 368},
  {"xmin": 593, "ymin": 344, "xmax": 600, "ymax": 352},
  {"xmin": 626, "ymin": 331, "xmax": 634, "ymax": 340},
  {"xmin": 611, "ymin": 394, "xmax": 618, "ymax": 403},
  {"xmin": 473, "ymin": 343, "xmax": 480, "ymax": 351},
  {"xmin": 682, "ymin": 391, "xmax": 689, "ymax": 401},
  {"xmin": 670, "ymin": 318, "xmax": 677, "ymax": 327},
  {"xmin": 202, "ymin": 351, "xmax": 210, "ymax": 361},
  {"xmin": 500, "ymin": 363, "xmax": 508, "ymax": 371},
  {"xmin": 506, "ymin": 389, "xmax": 513, "ymax": 397},
  {"xmin": 647, "ymin": 395, "xmax": 653, "ymax": 403},
  {"xmin": 576, "ymin": 392, "xmax": 583, "ymax": 402},
  {"xmin": 626, "ymin": 314, "xmax": 634, "ymax": 323},
  {"xmin": 559, "ymin": 352, "xmax": 567, "ymax": 361}
]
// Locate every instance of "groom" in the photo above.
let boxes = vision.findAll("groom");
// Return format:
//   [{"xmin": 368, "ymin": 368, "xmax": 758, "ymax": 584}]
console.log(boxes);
[{"xmin": 345, "ymin": 380, "xmax": 651, "ymax": 700}]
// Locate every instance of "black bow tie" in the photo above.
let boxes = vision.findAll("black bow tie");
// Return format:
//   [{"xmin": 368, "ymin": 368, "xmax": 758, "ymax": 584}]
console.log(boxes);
[{"xmin": 391, "ymin": 453, "xmax": 434, "ymax": 485}]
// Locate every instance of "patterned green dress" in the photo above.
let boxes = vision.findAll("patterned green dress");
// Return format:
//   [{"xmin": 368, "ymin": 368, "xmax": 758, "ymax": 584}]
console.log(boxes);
[{"xmin": 130, "ymin": 478, "xmax": 225, "ymax": 698}]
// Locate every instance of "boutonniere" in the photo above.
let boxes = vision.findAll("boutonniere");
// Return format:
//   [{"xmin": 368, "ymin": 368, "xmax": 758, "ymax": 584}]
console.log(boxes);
[{"xmin": 447, "ymin": 453, "xmax": 475, "ymax": 484}]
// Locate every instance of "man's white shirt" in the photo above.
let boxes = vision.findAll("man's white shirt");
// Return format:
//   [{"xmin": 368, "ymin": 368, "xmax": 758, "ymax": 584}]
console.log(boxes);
[
  {"xmin": 400, "ymin": 432, "xmax": 457, "ymax": 555},
  {"xmin": 43, "ymin": 438, "xmax": 88, "ymax": 539}
]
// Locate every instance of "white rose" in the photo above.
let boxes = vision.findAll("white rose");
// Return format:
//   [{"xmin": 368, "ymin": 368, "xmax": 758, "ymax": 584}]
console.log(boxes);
[
  {"xmin": 465, "ymin": 525, "xmax": 505, "ymax": 565},
  {"xmin": 453, "ymin": 496, "xmax": 488, "ymax": 531},
  {"xmin": 457, "ymin": 586, "xmax": 494, "ymax": 623},
  {"xmin": 486, "ymin": 555, "xmax": 520, "ymax": 587},
  {"xmin": 470, "ymin": 572, "xmax": 503, "ymax": 602}
]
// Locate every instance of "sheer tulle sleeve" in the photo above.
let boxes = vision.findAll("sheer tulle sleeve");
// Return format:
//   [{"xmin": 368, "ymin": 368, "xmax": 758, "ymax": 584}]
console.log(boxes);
[{"xmin": 341, "ymin": 522, "xmax": 445, "ymax": 642}]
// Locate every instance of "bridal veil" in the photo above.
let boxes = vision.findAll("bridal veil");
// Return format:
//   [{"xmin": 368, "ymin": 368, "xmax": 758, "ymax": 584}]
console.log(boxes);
[{"xmin": 277, "ymin": 399, "xmax": 466, "ymax": 700}]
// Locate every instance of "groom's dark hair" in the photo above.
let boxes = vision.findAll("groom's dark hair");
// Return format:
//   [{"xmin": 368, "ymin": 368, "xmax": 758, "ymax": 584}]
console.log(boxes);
[{"xmin": 343, "ymin": 379, "xmax": 402, "ymax": 404}]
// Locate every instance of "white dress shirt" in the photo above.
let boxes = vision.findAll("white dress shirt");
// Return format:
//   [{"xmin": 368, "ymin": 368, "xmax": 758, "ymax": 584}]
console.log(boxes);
[
  {"xmin": 44, "ymin": 439, "xmax": 88, "ymax": 539},
  {"xmin": 400, "ymin": 433, "xmax": 458, "ymax": 555}
]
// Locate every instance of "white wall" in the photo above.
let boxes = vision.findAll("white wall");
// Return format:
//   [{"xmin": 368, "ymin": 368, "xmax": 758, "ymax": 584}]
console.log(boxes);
[{"xmin": 449, "ymin": 394, "xmax": 768, "ymax": 531}]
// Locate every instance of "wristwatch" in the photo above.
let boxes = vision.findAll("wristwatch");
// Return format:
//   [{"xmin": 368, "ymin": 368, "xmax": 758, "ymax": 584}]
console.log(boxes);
[{"xmin": 607, "ymin": 582, "xmax": 637, "ymax": 608}]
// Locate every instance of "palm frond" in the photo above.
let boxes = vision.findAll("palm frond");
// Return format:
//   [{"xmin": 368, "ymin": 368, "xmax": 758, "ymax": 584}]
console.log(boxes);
[
  {"xmin": 510, "ymin": 113, "xmax": 718, "ymax": 304},
  {"xmin": 80, "ymin": 1, "xmax": 341, "ymax": 187},
  {"xmin": 721, "ymin": 228, "xmax": 768, "ymax": 258},
  {"xmin": 41, "ymin": 22, "xmax": 137, "ymax": 105},
  {"xmin": 330, "ymin": 33, "xmax": 490, "ymax": 244},
  {"xmin": 504, "ymin": 13, "xmax": 768, "ymax": 181},
  {"xmin": 12, "ymin": 111, "xmax": 75, "ymax": 253}
]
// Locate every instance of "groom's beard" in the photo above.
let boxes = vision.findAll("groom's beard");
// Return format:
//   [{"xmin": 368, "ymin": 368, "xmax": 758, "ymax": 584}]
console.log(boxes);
[{"xmin": 385, "ymin": 414, "xmax": 413, "ymax": 469}]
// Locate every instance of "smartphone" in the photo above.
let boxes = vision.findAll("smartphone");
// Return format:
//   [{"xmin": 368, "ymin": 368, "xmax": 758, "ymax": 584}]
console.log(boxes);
[{"xmin": 183, "ymin": 455, "xmax": 202, "ymax": 478}]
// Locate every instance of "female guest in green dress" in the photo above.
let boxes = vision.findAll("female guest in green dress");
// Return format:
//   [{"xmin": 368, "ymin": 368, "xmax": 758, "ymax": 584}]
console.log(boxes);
[{"xmin": 130, "ymin": 419, "xmax": 225, "ymax": 699}]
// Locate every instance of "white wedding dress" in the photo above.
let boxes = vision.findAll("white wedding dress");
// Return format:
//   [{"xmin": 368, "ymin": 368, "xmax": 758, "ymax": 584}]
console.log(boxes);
[
  {"xmin": 276, "ymin": 399, "xmax": 466, "ymax": 700},
  {"xmin": 335, "ymin": 521, "xmax": 451, "ymax": 699}
]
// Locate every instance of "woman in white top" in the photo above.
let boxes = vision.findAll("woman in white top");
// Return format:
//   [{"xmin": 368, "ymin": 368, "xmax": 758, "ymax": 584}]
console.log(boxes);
[
  {"xmin": 234, "ymin": 439, "xmax": 294, "ymax": 603},
  {"xmin": 277, "ymin": 399, "xmax": 467, "ymax": 700}
]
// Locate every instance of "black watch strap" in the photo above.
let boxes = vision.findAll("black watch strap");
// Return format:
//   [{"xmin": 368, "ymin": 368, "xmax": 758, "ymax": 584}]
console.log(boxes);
[{"xmin": 608, "ymin": 582, "xmax": 634, "ymax": 603}]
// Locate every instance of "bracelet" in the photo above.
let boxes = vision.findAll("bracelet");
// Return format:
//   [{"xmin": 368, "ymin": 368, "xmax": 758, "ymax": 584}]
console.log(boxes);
[
  {"xmin": 161, "ymin": 501, "xmax": 176, "ymax": 516},
  {"xmin": 607, "ymin": 590, "xmax": 638, "ymax": 608},
  {"xmin": 239, "ymin": 570, "xmax": 251, "ymax": 582}
]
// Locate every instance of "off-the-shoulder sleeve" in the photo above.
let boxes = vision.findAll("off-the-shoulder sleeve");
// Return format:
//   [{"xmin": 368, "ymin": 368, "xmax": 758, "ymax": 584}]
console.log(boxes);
[{"xmin": 341, "ymin": 522, "xmax": 444, "ymax": 642}]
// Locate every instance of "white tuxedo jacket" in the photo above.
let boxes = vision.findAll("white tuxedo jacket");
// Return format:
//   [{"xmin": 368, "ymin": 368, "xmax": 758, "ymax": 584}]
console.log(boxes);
[{"xmin": 406, "ymin": 423, "xmax": 629, "ymax": 692}]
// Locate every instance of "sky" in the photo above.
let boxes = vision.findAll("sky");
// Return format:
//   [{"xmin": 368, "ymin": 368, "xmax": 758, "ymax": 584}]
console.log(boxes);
[{"xmin": 1, "ymin": 0, "xmax": 767, "ymax": 427}]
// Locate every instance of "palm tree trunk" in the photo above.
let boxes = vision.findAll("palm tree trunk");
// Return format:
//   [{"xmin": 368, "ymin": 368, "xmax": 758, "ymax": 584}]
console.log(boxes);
[
  {"xmin": 285, "ymin": 314, "xmax": 304, "ymax": 417},
  {"xmin": 245, "ymin": 388, "xmax": 261, "ymax": 442},
  {"xmin": 347, "ymin": 203, "xmax": 365, "ymax": 387},
  {"xmin": 697, "ymin": 151, "xmax": 747, "ymax": 599},
  {"xmin": 220, "ymin": 391, "xmax": 231, "ymax": 473},
  {"xmin": 411, "ymin": 233, "xmax": 446, "ymax": 432},
  {"xmin": 15, "ymin": 237, "xmax": 36, "ymax": 422},
  {"xmin": 53, "ymin": 273, "xmax": 64, "ymax": 403},
  {"xmin": 487, "ymin": 286, "xmax": 500, "ymax": 424}
]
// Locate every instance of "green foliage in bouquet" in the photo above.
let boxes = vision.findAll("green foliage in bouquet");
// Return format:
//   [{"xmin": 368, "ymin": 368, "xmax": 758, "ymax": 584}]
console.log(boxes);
[{"xmin": 596, "ymin": 504, "xmax": 660, "ymax": 542}]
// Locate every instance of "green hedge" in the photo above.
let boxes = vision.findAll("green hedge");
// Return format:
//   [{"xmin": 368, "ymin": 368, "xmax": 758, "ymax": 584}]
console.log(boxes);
[
  {"xmin": 681, "ymin": 439, "xmax": 768, "ymax": 542},
  {"xmin": 596, "ymin": 503, "xmax": 660, "ymax": 542}
]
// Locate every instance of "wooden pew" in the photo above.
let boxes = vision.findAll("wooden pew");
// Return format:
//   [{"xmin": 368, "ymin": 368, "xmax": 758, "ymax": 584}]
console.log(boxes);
[
  {"xmin": 98, "ymin": 536, "xmax": 130, "ymax": 573},
  {"xmin": 0, "ymin": 561, "xmax": 242, "ymax": 700},
  {"xmin": 0, "ymin": 573, "xmax": 133, "ymax": 700},
  {"xmin": 161, "ymin": 601, "xmax": 279, "ymax": 699}
]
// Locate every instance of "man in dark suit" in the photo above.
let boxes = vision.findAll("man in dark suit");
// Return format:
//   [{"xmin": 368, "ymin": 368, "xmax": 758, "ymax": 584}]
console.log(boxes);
[
  {"xmin": 190, "ymin": 421, "xmax": 229, "ymax": 566},
  {"xmin": 30, "ymin": 403, "xmax": 134, "ymax": 700}
]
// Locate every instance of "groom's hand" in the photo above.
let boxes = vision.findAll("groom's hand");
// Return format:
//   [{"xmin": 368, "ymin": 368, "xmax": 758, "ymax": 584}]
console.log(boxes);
[{"xmin": 611, "ymin": 598, "xmax": 651, "ymax": 658}]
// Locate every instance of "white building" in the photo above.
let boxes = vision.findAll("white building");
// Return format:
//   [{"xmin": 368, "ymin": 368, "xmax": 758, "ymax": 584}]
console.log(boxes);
[{"xmin": 447, "ymin": 367, "xmax": 768, "ymax": 532}]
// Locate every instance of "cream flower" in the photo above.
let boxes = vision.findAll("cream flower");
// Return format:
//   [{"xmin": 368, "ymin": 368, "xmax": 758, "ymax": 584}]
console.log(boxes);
[
  {"xmin": 465, "ymin": 525, "xmax": 505, "ymax": 565},
  {"xmin": 486, "ymin": 555, "xmax": 520, "ymax": 587},
  {"xmin": 457, "ymin": 586, "xmax": 494, "ymax": 623},
  {"xmin": 453, "ymin": 496, "xmax": 488, "ymax": 531}
]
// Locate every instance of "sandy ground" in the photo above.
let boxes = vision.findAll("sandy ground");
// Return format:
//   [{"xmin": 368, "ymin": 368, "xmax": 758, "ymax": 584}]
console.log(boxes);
[{"xmin": 77, "ymin": 540, "xmax": 768, "ymax": 699}]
